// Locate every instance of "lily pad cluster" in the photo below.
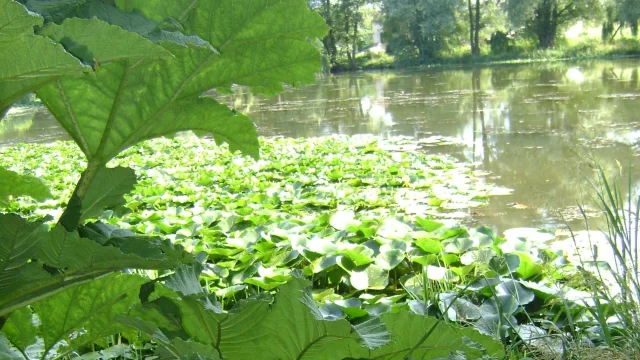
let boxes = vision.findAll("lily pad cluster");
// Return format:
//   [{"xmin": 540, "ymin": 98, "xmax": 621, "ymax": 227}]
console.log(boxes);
[{"xmin": 0, "ymin": 135, "xmax": 610, "ymax": 350}]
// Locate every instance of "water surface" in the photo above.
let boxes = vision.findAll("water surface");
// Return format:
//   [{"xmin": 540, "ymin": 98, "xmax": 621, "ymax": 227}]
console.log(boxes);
[{"xmin": 3, "ymin": 59, "xmax": 640, "ymax": 233}]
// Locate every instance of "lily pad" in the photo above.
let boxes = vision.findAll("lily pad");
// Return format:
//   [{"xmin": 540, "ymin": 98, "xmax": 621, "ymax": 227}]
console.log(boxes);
[
  {"xmin": 375, "ymin": 250, "xmax": 405, "ymax": 270},
  {"xmin": 377, "ymin": 218, "xmax": 412, "ymax": 240},
  {"xmin": 330, "ymin": 210, "xmax": 357, "ymax": 231},
  {"xmin": 349, "ymin": 265, "xmax": 389, "ymax": 290},
  {"xmin": 495, "ymin": 279, "xmax": 535, "ymax": 305},
  {"xmin": 504, "ymin": 228, "xmax": 555, "ymax": 244}
]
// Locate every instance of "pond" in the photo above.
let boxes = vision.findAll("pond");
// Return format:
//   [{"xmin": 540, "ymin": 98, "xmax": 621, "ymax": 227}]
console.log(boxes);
[{"xmin": 2, "ymin": 59, "xmax": 640, "ymax": 233}]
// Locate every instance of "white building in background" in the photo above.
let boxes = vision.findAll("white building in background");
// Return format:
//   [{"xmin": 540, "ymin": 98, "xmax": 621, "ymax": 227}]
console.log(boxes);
[
  {"xmin": 370, "ymin": 22, "xmax": 385, "ymax": 53},
  {"xmin": 373, "ymin": 22, "xmax": 383, "ymax": 45}
]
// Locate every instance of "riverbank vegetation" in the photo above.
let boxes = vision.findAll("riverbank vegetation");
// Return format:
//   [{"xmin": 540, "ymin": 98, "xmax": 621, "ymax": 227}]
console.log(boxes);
[
  {"xmin": 2, "ymin": 134, "xmax": 640, "ymax": 359},
  {"xmin": 1, "ymin": 0, "xmax": 640, "ymax": 359},
  {"xmin": 308, "ymin": 0, "xmax": 640, "ymax": 71}
]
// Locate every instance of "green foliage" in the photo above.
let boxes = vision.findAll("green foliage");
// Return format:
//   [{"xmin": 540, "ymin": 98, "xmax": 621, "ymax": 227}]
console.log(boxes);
[
  {"xmin": 573, "ymin": 165, "xmax": 640, "ymax": 356},
  {"xmin": 0, "ymin": 0, "xmax": 508, "ymax": 358},
  {"xmin": 0, "ymin": 213, "xmax": 194, "ymax": 317},
  {"xmin": 4, "ymin": 135, "xmax": 616, "ymax": 358},
  {"xmin": 3, "ymin": 273, "xmax": 148, "ymax": 359},
  {"xmin": 117, "ymin": 272, "xmax": 504, "ymax": 359},
  {"xmin": 0, "ymin": 167, "xmax": 52, "ymax": 207},
  {"xmin": 0, "ymin": 0, "xmax": 87, "ymax": 114},
  {"xmin": 504, "ymin": 0, "xmax": 605, "ymax": 48},
  {"xmin": 60, "ymin": 166, "xmax": 137, "ymax": 230},
  {"xmin": 382, "ymin": 0, "xmax": 461, "ymax": 62},
  {"xmin": 39, "ymin": 17, "xmax": 172, "ymax": 64}
]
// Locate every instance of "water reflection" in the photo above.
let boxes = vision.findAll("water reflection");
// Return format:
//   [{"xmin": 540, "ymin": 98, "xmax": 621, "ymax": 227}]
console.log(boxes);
[
  {"xmin": 3, "ymin": 60, "xmax": 640, "ymax": 232},
  {"xmin": 216, "ymin": 60, "xmax": 640, "ymax": 231},
  {"xmin": 0, "ymin": 107, "xmax": 69, "ymax": 145}
]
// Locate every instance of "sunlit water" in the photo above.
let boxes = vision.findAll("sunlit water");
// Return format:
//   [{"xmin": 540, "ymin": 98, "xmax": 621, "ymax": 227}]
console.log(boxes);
[{"xmin": 2, "ymin": 59, "xmax": 640, "ymax": 234}]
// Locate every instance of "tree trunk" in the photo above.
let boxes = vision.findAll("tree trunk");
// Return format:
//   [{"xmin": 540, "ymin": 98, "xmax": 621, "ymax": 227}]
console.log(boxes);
[
  {"xmin": 467, "ymin": 0, "xmax": 475, "ymax": 54},
  {"xmin": 474, "ymin": 0, "xmax": 480, "ymax": 56},
  {"xmin": 632, "ymin": 19, "xmax": 639, "ymax": 37},
  {"xmin": 321, "ymin": 0, "xmax": 338, "ymax": 66},
  {"xmin": 535, "ymin": 0, "xmax": 558, "ymax": 49},
  {"xmin": 344, "ymin": 6, "xmax": 353, "ymax": 70},
  {"xmin": 602, "ymin": 6, "xmax": 616, "ymax": 43},
  {"xmin": 350, "ymin": 15, "xmax": 358, "ymax": 71}
]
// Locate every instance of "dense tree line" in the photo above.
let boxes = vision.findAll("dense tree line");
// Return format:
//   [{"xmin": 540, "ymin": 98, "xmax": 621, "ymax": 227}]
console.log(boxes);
[{"xmin": 308, "ymin": 0, "xmax": 640, "ymax": 69}]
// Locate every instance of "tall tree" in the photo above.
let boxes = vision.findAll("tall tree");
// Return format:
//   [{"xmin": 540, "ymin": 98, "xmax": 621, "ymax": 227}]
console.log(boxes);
[
  {"xmin": 619, "ymin": 0, "xmax": 640, "ymax": 36},
  {"xmin": 340, "ymin": 0, "xmax": 365, "ymax": 71},
  {"xmin": 309, "ymin": 0, "xmax": 374, "ymax": 71},
  {"xmin": 505, "ymin": 0, "xmax": 604, "ymax": 49},
  {"xmin": 467, "ymin": 0, "xmax": 481, "ymax": 55},
  {"xmin": 382, "ymin": 0, "xmax": 460, "ymax": 62}
]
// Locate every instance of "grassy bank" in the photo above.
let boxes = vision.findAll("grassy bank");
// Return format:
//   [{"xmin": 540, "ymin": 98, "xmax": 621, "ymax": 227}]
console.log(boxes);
[{"xmin": 333, "ymin": 38, "xmax": 640, "ymax": 72}]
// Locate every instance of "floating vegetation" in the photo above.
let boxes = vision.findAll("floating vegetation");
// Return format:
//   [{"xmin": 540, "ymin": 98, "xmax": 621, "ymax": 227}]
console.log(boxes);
[{"xmin": 1, "ymin": 134, "xmax": 618, "ymax": 355}]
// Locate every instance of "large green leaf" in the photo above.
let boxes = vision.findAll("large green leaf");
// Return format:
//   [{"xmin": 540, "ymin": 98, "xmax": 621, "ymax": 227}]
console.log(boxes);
[
  {"xmin": 116, "ymin": 0, "xmax": 329, "ymax": 95},
  {"xmin": 0, "ymin": 216, "xmax": 52, "ymax": 317},
  {"xmin": 0, "ymin": 0, "xmax": 87, "ymax": 114},
  {"xmin": 60, "ymin": 166, "xmax": 137, "ymax": 230},
  {"xmin": 0, "ymin": 334, "xmax": 24, "ymax": 360},
  {"xmin": 0, "ymin": 214, "xmax": 47, "ymax": 274},
  {"xmin": 29, "ymin": 0, "xmax": 325, "ymax": 168},
  {"xmin": 116, "ymin": 316, "xmax": 220, "ymax": 360},
  {"xmin": 39, "ymin": 17, "xmax": 172, "ymax": 64},
  {"xmin": 24, "ymin": 0, "xmax": 211, "ymax": 48},
  {"xmin": 368, "ymin": 311, "xmax": 505, "ymax": 359},
  {"xmin": 256, "ymin": 278, "xmax": 372, "ymax": 359},
  {"xmin": 0, "ymin": 167, "xmax": 52, "ymax": 207},
  {"xmin": 36, "ymin": 57, "xmax": 259, "ymax": 163},
  {"xmin": 178, "ymin": 295, "xmax": 270, "ymax": 359},
  {"xmin": 2, "ymin": 273, "xmax": 148, "ymax": 358},
  {"xmin": 129, "ymin": 276, "xmax": 386, "ymax": 360},
  {"xmin": 153, "ymin": 264, "xmax": 272, "ymax": 359},
  {"xmin": 1, "ymin": 307, "xmax": 38, "ymax": 352},
  {"xmin": 38, "ymin": 225, "xmax": 185, "ymax": 271},
  {"xmin": 0, "ymin": 215, "xmax": 192, "ymax": 317}
]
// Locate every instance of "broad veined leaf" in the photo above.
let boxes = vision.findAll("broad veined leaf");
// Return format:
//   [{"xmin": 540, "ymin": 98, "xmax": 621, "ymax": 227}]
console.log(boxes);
[
  {"xmin": 116, "ymin": 0, "xmax": 329, "ymax": 95},
  {"xmin": 60, "ymin": 166, "xmax": 137, "ymax": 230},
  {"xmin": 0, "ymin": 167, "xmax": 52, "ymax": 207},
  {"xmin": 36, "ymin": 60, "xmax": 259, "ymax": 164},
  {"xmin": 116, "ymin": 316, "xmax": 220, "ymax": 360},
  {"xmin": 3, "ymin": 273, "xmax": 147, "ymax": 358},
  {"xmin": 0, "ymin": 0, "xmax": 88, "ymax": 114},
  {"xmin": 161, "ymin": 338, "xmax": 221, "ymax": 360},
  {"xmin": 1, "ymin": 307, "xmax": 38, "ymax": 352},
  {"xmin": 144, "ymin": 275, "xmax": 385, "ymax": 359},
  {"xmin": 0, "ymin": 215, "xmax": 52, "ymax": 316},
  {"xmin": 23, "ymin": 0, "xmax": 211, "ymax": 48},
  {"xmin": 33, "ymin": 0, "xmax": 325, "ymax": 169},
  {"xmin": 368, "ymin": 311, "xmax": 505, "ymax": 359},
  {"xmin": 39, "ymin": 17, "xmax": 171, "ymax": 64},
  {"xmin": 38, "ymin": 225, "xmax": 186, "ymax": 271},
  {"xmin": 178, "ymin": 295, "xmax": 270, "ymax": 359},
  {"xmin": 256, "ymin": 277, "xmax": 380, "ymax": 359},
  {"xmin": 0, "ymin": 214, "xmax": 47, "ymax": 273},
  {"xmin": 164, "ymin": 263, "xmax": 204, "ymax": 296},
  {"xmin": 0, "ymin": 219, "xmax": 191, "ymax": 317},
  {"xmin": 133, "ymin": 264, "xmax": 269, "ymax": 359}
]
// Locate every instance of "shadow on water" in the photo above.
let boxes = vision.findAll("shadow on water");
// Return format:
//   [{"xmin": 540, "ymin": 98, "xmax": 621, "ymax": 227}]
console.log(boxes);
[{"xmin": 3, "ymin": 59, "xmax": 640, "ymax": 233}]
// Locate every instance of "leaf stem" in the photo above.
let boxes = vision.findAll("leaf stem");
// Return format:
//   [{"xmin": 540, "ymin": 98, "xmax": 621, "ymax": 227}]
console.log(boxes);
[{"xmin": 59, "ymin": 160, "xmax": 101, "ymax": 230}]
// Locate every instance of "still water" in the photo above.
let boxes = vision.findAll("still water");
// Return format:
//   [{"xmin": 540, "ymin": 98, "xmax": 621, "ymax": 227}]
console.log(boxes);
[{"xmin": 2, "ymin": 59, "xmax": 640, "ymax": 233}]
